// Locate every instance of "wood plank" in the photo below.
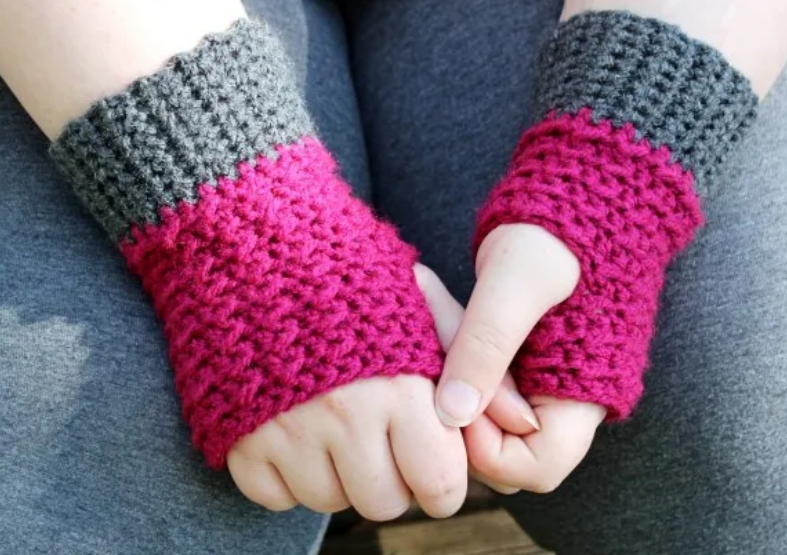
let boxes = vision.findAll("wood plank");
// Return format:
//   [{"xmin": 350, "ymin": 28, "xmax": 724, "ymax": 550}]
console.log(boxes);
[
  {"xmin": 379, "ymin": 509, "xmax": 550, "ymax": 555},
  {"xmin": 320, "ymin": 509, "xmax": 553, "ymax": 555}
]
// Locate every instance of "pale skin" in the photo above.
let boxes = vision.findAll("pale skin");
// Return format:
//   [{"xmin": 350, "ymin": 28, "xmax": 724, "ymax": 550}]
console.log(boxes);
[
  {"xmin": 1, "ymin": 0, "xmax": 786, "ymax": 518},
  {"xmin": 437, "ymin": 0, "xmax": 787, "ymax": 497}
]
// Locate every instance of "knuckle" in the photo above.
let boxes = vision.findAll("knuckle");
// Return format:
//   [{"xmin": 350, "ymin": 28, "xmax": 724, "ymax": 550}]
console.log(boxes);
[
  {"xmin": 465, "ymin": 323, "xmax": 513, "ymax": 365},
  {"xmin": 240, "ymin": 485, "xmax": 296, "ymax": 511},
  {"xmin": 273, "ymin": 415, "xmax": 308, "ymax": 442},
  {"xmin": 418, "ymin": 481, "xmax": 453, "ymax": 503},
  {"xmin": 306, "ymin": 482, "xmax": 352, "ymax": 514},
  {"xmin": 358, "ymin": 501, "xmax": 411, "ymax": 522},
  {"xmin": 468, "ymin": 449, "xmax": 504, "ymax": 484},
  {"xmin": 416, "ymin": 469, "xmax": 459, "ymax": 500},
  {"xmin": 352, "ymin": 472, "xmax": 413, "ymax": 522},
  {"xmin": 263, "ymin": 497, "xmax": 299, "ymax": 512},
  {"xmin": 234, "ymin": 483, "xmax": 260, "ymax": 505},
  {"xmin": 321, "ymin": 389, "xmax": 359, "ymax": 424},
  {"xmin": 228, "ymin": 457, "xmax": 298, "ymax": 511},
  {"xmin": 528, "ymin": 475, "xmax": 563, "ymax": 495},
  {"xmin": 413, "ymin": 471, "xmax": 465, "ymax": 517},
  {"xmin": 424, "ymin": 499, "xmax": 462, "ymax": 519},
  {"xmin": 491, "ymin": 484, "xmax": 520, "ymax": 496},
  {"xmin": 308, "ymin": 496, "xmax": 351, "ymax": 514},
  {"xmin": 392, "ymin": 374, "xmax": 433, "ymax": 404}
]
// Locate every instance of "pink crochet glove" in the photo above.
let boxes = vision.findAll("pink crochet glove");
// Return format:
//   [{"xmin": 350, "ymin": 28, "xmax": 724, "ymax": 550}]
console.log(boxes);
[
  {"xmin": 475, "ymin": 12, "xmax": 758, "ymax": 419},
  {"xmin": 51, "ymin": 20, "xmax": 443, "ymax": 467}
]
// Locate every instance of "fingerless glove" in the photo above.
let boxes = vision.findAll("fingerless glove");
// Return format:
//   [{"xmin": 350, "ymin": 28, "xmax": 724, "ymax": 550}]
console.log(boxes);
[
  {"xmin": 475, "ymin": 11, "xmax": 758, "ymax": 419},
  {"xmin": 50, "ymin": 20, "xmax": 443, "ymax": 468}
]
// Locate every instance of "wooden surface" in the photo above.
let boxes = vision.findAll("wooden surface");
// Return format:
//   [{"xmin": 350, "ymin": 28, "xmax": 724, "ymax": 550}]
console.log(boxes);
[{"xmin": 319, "ymin": 508, "xmax": 552, "ymax": 555}]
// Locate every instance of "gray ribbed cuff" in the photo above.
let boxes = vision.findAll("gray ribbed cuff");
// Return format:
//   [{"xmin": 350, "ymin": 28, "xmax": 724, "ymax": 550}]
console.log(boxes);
[
  {"xmin": 50, "ymin": 19, "xmax": 314, "ymax": 241},
  {"xmin": 532, "ymin": 10, "xmax": 758, "ymax": 193}
]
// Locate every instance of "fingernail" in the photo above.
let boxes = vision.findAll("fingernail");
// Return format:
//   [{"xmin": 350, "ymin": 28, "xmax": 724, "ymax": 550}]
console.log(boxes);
[
  {"xmin": 437, "ymin": 380, "xmax": 481, "ymax": 427},
  {"xmin": 522, "ymin": 411, "xmax": 541, "ymax": 432},
  {"xmin": 508, "ymin": 389, "xmax": 541, "ymax": 431}
]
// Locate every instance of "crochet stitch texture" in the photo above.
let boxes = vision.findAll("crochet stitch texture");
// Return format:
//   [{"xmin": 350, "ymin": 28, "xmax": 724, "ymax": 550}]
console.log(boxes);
[
  {"xmin": 477, "ymin": 110, "xmax": 702, "ymax": 419},
  {"xmin": 476, "ymin": 11, "xmax": 758, "ymax": 419},
  {"xmin": 50, "ymin": 19, "xmax": 313, "ymax": 241},
  {"xmin": 531, "ymin": 11, "xmax": 758, "ymax": 195},
  {"xmin": 122, "ymin": 139, "xmax": 443, "ymax": 467},
  {"xmin": 51, "ymin": 20, "xmax": 443, "ymax": 468}
]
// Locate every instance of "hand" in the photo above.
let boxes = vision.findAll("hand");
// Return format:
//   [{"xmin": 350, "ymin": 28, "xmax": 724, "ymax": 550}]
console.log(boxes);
[
  {"xmin": 227, "ymin": 265, "xmax": 468, "ymax": 521},
  {"xmin": 417, "ymin": 259, "xmax": 603, "ymax": 494},
  {"xmin": 465, "ymin": 394, "xmax": 605, "ymax": 494},
  {"xmin": 433, "ymin": 223, "xmax": 605, "ymax": 493}
]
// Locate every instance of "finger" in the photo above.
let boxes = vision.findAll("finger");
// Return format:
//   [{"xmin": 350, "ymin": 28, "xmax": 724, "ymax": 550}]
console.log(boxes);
[
  {"xmin": 521, "ymin": 398, "xmax": 606, "ymax": 486},
  {"xmin": 234, "ymin": 411, "xmax": 351, "ymax": 514},
  {"xmin": 389, "ymin": 376, "xmax": 468, "ymax": 519},
  {"xmin": 468, "ymin": 399, "xmax": 605, "ymax": 493},
  {"xmin": 413, "ymin": 263, "xmax": 464, "ymax": 350},
  {"xmin": 484, "ymin": 373, "xmax": 540, "ymax": 436},
  {"xmin": 464, "ymin": 413, "xmax": 538, "ymax": 490},
  {"xmin": 270, "ymin": 442, "xmax": 350, "ymax": 514},
  {"xmin": 329, "ymin": 417, "xmax": 412, "ymax": 522},
  {"xmin": 227, "ymin": 451, "xmax": 298, "ymax": 511},
  {"xmin": 469, "ymin": 469, "xmax": 520, "ymax": 495},
  {"xmin": 464, "ymin": 412, "xmax": 520, "ymax": 495}
]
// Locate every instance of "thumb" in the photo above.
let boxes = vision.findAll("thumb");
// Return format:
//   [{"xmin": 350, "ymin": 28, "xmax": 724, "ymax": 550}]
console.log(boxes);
[
  {"xmin": 435, "ymin": 224, "xmax": 580, "ymax": 427},
  {"xmin": 415, "ymin": 263, "xmax": 541, "ymax": 437}
]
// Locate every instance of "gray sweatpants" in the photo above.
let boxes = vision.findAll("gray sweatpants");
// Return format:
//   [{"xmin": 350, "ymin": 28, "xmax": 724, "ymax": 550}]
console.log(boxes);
[{"xmin": 1, "ymin": 1, "xmax": 785, "ymax": 554}]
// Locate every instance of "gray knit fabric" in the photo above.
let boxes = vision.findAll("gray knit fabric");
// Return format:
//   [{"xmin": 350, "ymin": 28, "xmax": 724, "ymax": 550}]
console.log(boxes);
[
  {"xmin": 532, "ymin": 10, "xmax": 758, "ymax": 195},
  {"xmin": 50, "ymin": 19, "xmax": 315, "ymax": 241}
]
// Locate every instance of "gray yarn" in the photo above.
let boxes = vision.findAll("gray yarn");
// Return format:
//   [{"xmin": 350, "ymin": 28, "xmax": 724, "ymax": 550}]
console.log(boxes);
[
  {"xmin": 532, "ymin": 10, "xmax": 759, "ymax": 195},
  {"xmin": 50, "ymin": 19, "xmax": 315, "ymax": 241}
]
